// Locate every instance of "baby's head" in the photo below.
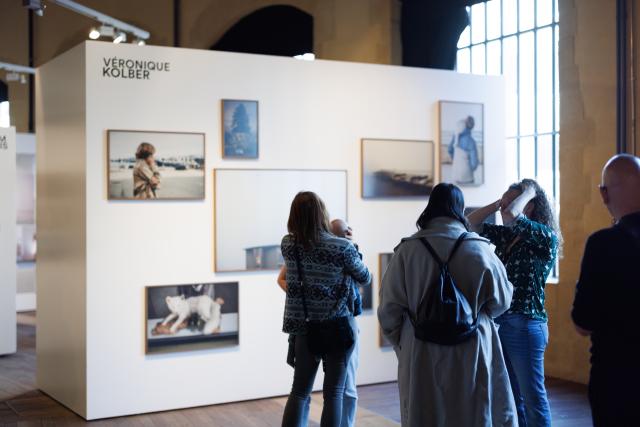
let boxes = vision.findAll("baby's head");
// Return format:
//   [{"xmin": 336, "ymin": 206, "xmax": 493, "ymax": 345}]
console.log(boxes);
[{"xmin": 331, "ymin": 219, "xmax": 353, "ymax": 240}]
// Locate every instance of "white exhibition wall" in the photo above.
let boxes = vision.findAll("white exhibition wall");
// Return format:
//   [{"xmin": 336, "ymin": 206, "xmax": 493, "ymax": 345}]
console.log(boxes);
[
  {"xmin": 0, "ymin": 126, "xmax": 17, "ymax": 356},
  {"xmin": 37, "ymin": 41, "xmax": 505, "ymax": 420}
]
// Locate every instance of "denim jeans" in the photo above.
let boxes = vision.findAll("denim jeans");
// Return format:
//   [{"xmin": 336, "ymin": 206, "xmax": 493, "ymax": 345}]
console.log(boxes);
[
  {"xmin": 282, "ymin": 317, "xmax": 356, "ymax": 427},
  {"xmin": 296, "ymin": 328, "xmax": 359, "ymax": 427},
  {"xmin": 497, "ymin": 313, "xmax": 551, "ymax": 427},
  {"xmin": 341, "ymin": 329, "xmax": 358, "ymax": 427}
]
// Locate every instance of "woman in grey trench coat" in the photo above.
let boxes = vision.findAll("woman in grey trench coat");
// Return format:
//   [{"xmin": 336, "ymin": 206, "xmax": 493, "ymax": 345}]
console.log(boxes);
[{"xmin": 378, "ymin": 183, "xmax": 517, "ymax": 427}]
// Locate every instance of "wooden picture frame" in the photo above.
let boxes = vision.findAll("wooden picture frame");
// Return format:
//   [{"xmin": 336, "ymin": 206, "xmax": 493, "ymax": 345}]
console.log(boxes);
[
  {"xmin": 213, "ymin": 168, "xmax": 348, "ymax": 272},
  {"xmin": 378, "ymin": 252, "xmax": 394, "ymax": 347},
  {"xmin": 107, "ymin": 129, "xmax": 206, "ymax": 201},
  {"xmin": 438, "ymin": 101, "xmax": 485, "ymax": 187},
  {"xmin": 144, "ymin": 282, "xmax": 240, "ymax": 355},
  {"xmin": 221, "ymin": 99, "xmax": 259, "ymax": 159},
  {"xmin": 361, "ymin": 138, "xmax": 436, "ymax": 199}
]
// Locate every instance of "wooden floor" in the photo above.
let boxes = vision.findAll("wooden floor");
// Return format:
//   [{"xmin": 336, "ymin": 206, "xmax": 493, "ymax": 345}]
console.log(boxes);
[{"xmin": 0, "ymin": 313, "xmax": 592, "ymax": 426}]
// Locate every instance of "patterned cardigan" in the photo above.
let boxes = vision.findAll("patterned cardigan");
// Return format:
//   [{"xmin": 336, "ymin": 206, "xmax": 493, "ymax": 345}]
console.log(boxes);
[{"xmin": 281, "ymin": 232, "xmax": 372, "ymax": 335}]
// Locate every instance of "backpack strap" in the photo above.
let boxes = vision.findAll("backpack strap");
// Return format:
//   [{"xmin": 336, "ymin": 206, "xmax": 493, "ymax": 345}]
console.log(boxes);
[
  {"xmin": 418, "ymin": 238, "xmax": 444, "ymax": 268},
  {"xmin": 446, "ymin": 232, "xmax": 469, "ymax": 264},
  {"xmin": 419, "ymin": 232, "xmax": 469, "ymax": 267}
]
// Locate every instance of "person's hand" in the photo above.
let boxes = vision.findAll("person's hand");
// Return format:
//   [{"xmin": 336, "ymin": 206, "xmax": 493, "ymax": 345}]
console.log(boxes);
[
  {"xmin": 521, "ymin": 181, "xmax": 537, "ymax": 197},
  {"xmin": 344, "ymin": 227, "xmax": 353, "ymax": 241}
]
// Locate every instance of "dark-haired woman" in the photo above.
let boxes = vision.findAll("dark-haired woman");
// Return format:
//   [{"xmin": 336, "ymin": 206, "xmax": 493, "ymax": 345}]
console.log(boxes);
[
  {"xmin": 281, "ymin": 192, "xmax": 371, "ymax": 427},
  {"xmin": 468, "ymin": 179, "xmax": 561, "ymax": 427},
  {"xmin": 378, "ymin": 183, "xmax": 516, "ymax": 427}
]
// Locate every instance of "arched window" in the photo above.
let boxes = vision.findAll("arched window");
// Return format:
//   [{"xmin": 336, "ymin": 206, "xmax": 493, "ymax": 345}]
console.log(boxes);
[{"xmin": 211, "ymin": 5, "xmax": 313, "ymax": 57}]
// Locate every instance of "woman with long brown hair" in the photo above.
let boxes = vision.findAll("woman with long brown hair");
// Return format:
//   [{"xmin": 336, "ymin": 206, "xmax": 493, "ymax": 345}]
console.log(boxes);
[
  {"xmin": 468, "ymin": 179, "xmax": 561, "ymax": 427},
  {"xmin": 281, "ymin": 192, "xmax": 371, "ymax": 427}
]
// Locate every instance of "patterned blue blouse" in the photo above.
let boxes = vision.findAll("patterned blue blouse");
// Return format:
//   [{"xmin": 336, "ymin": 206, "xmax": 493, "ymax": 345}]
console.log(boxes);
[{"xmin": 281, "ymin": 232, "xmax": 372, "ymax": 335}]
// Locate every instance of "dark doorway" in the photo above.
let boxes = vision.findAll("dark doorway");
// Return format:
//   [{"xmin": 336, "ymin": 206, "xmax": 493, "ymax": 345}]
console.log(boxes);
[
  {"xmin": 211, "ymin": 5, "xmax": 313, "ymax": 57},
  {"xmin": 0, "ymin": 81, "xmax": 8, "ymax": 103}
]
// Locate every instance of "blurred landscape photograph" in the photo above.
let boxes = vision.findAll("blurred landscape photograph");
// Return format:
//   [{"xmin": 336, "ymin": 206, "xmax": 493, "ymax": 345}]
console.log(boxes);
[{"xmin": 362, "ymin": 139, "xmax": 435, "ymax": 198}]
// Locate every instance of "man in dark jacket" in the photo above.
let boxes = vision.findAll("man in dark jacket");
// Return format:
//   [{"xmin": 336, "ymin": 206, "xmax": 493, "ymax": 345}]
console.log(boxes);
[{"xmin": 572, "ymin": 154, "xmax": 640, "ymax": 426}]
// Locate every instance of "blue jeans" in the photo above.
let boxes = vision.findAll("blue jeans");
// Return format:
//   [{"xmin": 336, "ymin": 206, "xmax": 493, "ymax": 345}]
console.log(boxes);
[
  {"xmin": 297, "ymin": 328, "xmax": 359, "ymax": 427},
  {"xmin": 341, "ymin": 330, "xmax": 358, "ymax": 427},
  {"xmin": 497, "ymin": 313, "xmax": 551, "ymax": 427},
  {"xmin": 282, "ymin": 318, "xmax": 357, "ymax": 427}
]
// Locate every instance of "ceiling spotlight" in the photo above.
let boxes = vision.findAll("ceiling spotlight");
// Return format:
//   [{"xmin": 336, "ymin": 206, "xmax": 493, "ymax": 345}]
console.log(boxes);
[
  {"xmin": 136, "ymin": 39, "xmax": 146, "ymax": 46},
  {"xmin": 293, "ymin": 53, "xmax": 315, "ymax": 61},
  {"xmin": 113, "ymin": 31, "xmax": 126, "ymax": 44},
  {"xmin": 5, "ymin": 72, "xmax": 20, "ymax": 82},
  {"xmin": 88, "ymin": 28, "xmax": 100, "ymax": 40},
  {"xmin": 99, "ymin": 24, "xmax": 114, "ymax": 37}
]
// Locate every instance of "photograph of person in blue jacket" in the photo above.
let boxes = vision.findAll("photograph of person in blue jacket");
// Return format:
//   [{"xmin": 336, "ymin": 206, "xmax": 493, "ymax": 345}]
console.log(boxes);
[{"xmin": 448, "ymin": 115, "xmax": 479, "ymax": 185}]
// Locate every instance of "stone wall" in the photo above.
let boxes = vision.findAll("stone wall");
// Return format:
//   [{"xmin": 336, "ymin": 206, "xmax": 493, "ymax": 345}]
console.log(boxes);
[{"xmin": 546, "ymin": 0, "xmax": 616, "ymax": 384}]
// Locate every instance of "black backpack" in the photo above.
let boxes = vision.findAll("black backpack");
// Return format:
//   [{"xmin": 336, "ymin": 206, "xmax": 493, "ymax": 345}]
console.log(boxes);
[{"xmin": 410, "ymin": 232, "xmax": 478, "ymax": 345}]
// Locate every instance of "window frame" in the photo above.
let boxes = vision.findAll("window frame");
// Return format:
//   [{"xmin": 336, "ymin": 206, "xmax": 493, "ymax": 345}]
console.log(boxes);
[{"xmin": 457, "ymin": 0, "xmax": 560, "ymax": 202}]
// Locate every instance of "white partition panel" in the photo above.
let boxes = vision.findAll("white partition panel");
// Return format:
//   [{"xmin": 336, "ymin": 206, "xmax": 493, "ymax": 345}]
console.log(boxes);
[
  {"xmin": 36, "ymin": 41, "xmax": 505, "ymax": 419},
  {"xmin": 0, "ymin": 126, "xmax": 17, "ymax": 356}
]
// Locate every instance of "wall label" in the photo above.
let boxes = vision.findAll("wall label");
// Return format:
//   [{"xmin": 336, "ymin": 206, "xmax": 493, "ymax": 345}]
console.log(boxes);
[
  {"xmin": 101, "ymin": 57, "xmax": 170, "ymax": 80},
  {"xmin": 0, "ymin": 135, "xmax": 7, "ymax": 150}
]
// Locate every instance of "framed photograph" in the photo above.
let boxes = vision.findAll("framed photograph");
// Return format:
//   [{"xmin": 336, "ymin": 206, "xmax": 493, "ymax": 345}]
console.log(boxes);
[
  {"xmin": 359, "ymin": 281, "xmax": 373, "ymax": 312},
  {"xmin": 222, "ymin": 100, "xmax": 259, "ymax": 159},
  {"xmin": 379, "ymin": 253, "xmax": 393, "ymax": 347},
  {"xmin": 107, "ymin": 130, "xmax": 205, "ymax": 200},
  {"xmin": 439, "ymin": 101, "xmax": 484, "ymax": 186},
  {"xmin": 214, "ymin": 169, "xmax": 347, "ymax": 272},
  {"xmin": 145, "ymin": 282, "xmax": 239, "ymax": 354},
  {"xmin": 464, "ymin": 207, "xmax": 497, "ymax": 225},
  {"xmin": 361, "ymin": 139, "xmax": 435, "ymax": 199}
]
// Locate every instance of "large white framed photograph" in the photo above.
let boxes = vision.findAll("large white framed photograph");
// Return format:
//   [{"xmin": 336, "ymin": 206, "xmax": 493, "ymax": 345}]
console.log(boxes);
[
  {"xmin": 439, "ymin": 101, "xmax": 484, "ymax": 186},
  {"xmin": 145, "ymin": 282, "xmax": 239, "ymax": 355},
  {"xmin": 107, "ymin": 130, "xmax": 205, "ymax": 200},
  {"xmin": 214, "ymin": 169, "xmax": 348, "ymax": 272},
  {"xmin": 361, "ymin": 139, "xmax": 435, "ymax": 199}
]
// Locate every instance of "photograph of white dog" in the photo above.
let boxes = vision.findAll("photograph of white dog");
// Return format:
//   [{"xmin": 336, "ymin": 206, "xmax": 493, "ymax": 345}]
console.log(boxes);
[{"xmin": 145, "ymin": 282, "xmax": 239, "ymax": 354}]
